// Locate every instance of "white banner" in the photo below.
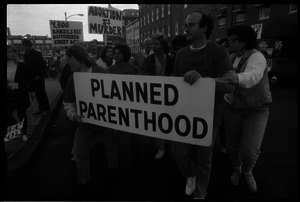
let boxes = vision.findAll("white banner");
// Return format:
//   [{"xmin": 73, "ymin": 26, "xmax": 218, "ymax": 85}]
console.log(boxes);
[
  {"xmin": 88, "ymin": 6, "xmax": 123, "ymax": 36},
  {"xmin": 74, "ymin": 73, "xmax": 215, "ymax": 146},
  {"xmin": 5, "ymin": 119, "xmax": 24, "ymax": 142},
  {"xmin": 49, "ymin": 20, "xmax": 83, "ymax": 47}
]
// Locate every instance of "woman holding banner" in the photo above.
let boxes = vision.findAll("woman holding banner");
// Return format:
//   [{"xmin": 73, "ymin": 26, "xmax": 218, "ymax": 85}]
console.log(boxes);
[
  {"xmin": 7, "ymin": 44, "xmax": 35, "ymax": 142},
  {"xmin": 63, "ymin": 44, "xmax": 119, "ymax": 185},
  {"xmin": 141, "ymin": 33, "xmax": 174, "ymax": 159},
  {"xmin": 222, "ymin": 24, "xmax": 272, "ymax": 193}
]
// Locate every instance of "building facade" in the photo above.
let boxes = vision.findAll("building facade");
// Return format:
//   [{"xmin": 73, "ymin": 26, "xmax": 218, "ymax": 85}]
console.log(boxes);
[
  {"xmin": 7, "ymin": 29, "xmax": 53, "ymax": 58},
  {"xmin": 107, "ymin": 8, "xmax": 139, "ymax": 45},
  {"xmin": 125, "ymin": 18, "xmax": 140, "ymax": 54},
  {"xmin": 138, "ymin": 4, "xmax": 297, "ymax": 59}
]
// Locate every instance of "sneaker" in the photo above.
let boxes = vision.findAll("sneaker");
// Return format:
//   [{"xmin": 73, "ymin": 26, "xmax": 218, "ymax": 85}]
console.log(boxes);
[
  {"xmin": 231, "ymin": 167, "xmax": 242, "ymax": 186},
  {"xmin": 244, "ymin": 172, "xmax": 257, "ymax": 193},
  {"xmin": 185, "ymin": 176, "xmax": 196, "ymax": 195},
  {"xmin": 154, "ymin": 149, "xmax": 165, "ymax": 159},
  {"xmin": 194, "ymin": 192, "xmax": 207, "ymax": 200},
  {"xmin": 21, "ymin": 134, "xmax": 28, "ymax": 142}
]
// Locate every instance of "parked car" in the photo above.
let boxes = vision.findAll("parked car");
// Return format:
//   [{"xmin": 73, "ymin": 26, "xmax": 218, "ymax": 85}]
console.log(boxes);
[{"xmin": 267, "ymin": 58, "xmax": 297, "ymax": 87}]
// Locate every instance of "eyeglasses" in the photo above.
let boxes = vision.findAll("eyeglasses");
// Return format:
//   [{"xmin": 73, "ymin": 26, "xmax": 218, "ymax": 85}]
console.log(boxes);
[{"xmin": 182, "ymin": 22, "xmax": 198, "ymax": 29}]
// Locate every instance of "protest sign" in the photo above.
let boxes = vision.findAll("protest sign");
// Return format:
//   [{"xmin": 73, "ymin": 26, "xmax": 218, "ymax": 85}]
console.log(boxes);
[
  {"xmin": 74, "ymin": 73, "xmax": 215, "ymax": 146},
  {"xmin": 88, "ymin": 6, "xmax": 123, "ymax": 36},
  {"xmin": 5, "ymin": 119, "xmax": 24, "ymax": 142},
  {"xmin": 49, "ymin": 20, "xmax": 83, "ymax": 46}
]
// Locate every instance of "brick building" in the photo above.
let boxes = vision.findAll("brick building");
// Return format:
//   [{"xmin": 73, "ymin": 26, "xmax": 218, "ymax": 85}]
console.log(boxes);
[
  {"xmin": 7, "ymin": 28, "xmax": 53, "ymax": 58},
  {"xmin": 107, "ymin": 8, "xmax": 139, "ymax": 45},
  {"xmin": 125, "ymin": 18, "xmax": 140, "ymax": 54},
  {"xmin": 138, "ymin": 4, "xmax": 297, "ymax": 59}
]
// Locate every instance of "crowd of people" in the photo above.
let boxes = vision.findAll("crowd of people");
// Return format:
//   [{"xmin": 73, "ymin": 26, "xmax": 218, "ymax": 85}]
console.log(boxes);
[{"xmin": 6, "ymin": 10, "xmax": 272, "ymax": 200}]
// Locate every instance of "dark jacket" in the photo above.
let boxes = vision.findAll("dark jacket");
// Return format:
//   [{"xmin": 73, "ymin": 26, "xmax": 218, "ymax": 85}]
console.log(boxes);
[
  {"xmin": 141, "ymin": 54, "xmax": 174, "ymax": 76},
  {"xmin": 24, "ymin": 48, "xmax": 46, "ymax": 81},
  {"xmin": 59, "ymin": 63, "xmax": 73, "ymax": 91},
  {"xmin": 10, "ymin": 61, "xmax": 33, "ymax": 110}
]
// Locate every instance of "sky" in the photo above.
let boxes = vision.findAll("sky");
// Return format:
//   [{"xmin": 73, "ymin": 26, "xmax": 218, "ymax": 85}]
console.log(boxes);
[{"xmin": 7, "ymin": 4, "xmax": 139, "ymax": 42}]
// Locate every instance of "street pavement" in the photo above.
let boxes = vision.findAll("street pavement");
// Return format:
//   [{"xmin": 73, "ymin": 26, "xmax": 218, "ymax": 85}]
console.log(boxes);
[{"xmin": 5, "ymin": 77, "xmax": 63, "ymax": 176}]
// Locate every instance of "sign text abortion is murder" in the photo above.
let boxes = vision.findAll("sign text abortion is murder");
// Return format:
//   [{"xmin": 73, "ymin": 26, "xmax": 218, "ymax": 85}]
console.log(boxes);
[{"xmin": 88, "ymin": 6, "xmax": 122, "ymax": 36}]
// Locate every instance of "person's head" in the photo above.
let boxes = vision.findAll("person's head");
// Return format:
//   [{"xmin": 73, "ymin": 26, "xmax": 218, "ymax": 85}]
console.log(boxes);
[
  {"xmin": 65, "ymin": 44, "xmax": 94, "ymax": 72},
  {"xmin": 143, "ymin": 38, "xmax": 152, "ymax": 52},
  {"xmin": 22, "ymin": 38, "xmax": 33, "ymax": 52},
  {"xmin": 151, "ymin": 32, "xmax": 169, "ymax": 55},
  {"xmin": 7, "ymin": 44, "xmax": 18, "ymax": 61},
  {"xmin": 100, "ymin": 45, "xmax": 114, "ymax": 62},
  {"xmin": 113, "ymin": 43, "xmax": 131, "ymax": 64},
  {"xmin": 183, "ymin": 11, "xmax": 213, "ymax": 42},
  {"xmin": 171, "ymin": 34, "xmax": 190, "ymax": 56},
  {"xmin": 88, "ymin": 39, "xmax": 98, "ymax": 54},
  {"xmin": 226, "ymin": 24, "xmax": 257, "ymax": 54}
]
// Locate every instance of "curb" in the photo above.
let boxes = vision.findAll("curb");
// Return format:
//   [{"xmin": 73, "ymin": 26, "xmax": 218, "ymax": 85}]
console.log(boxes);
[{"xmin": 7, "ymin": 90, "xmax": 64, "ymax": 178}]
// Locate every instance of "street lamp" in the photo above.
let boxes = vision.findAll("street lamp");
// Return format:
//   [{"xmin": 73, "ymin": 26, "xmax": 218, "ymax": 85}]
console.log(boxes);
[{"xmin": 65, "ymin": 12, "xmax": 84, "ymax": 21}]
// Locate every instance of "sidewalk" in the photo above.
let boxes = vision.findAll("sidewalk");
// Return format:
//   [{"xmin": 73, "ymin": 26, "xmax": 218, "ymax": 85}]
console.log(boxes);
[{"xmin": 5, "ymin": 78, "xmax": 63, "ymax": 177}]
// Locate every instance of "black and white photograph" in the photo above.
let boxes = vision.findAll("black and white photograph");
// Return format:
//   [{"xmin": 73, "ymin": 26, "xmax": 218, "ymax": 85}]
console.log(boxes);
[{"xmin": 4, "ymin": 3, "xmax": 297, "ymax": 201}]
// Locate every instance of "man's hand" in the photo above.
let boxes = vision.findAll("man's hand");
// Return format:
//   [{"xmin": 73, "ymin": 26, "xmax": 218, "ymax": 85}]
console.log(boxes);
[
  {"xmin": 184, "ymin": 70, "xmax": 202, "ymax": 85},
  {"xmin": 223, "ymin": 72, "xmax": 239, "ymax": 84},
  {"xmin": 73, "ymin": 115, "xmax": 84, "ymax": 124}
]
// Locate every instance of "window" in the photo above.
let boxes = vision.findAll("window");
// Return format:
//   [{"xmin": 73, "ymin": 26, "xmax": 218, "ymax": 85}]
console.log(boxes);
[
  {"xmin": 168, "ymin": 25, "xmax": 170, "ymax": 37},
  {"xmin": 144, "ymin": 16, "xmax": 146, "ymax": 25},
  {"xmin": 168, "ymin": 4, "xmax": 170, "ymax": 15},
  {"xmin": 184, "ymin": 4, "xmax": 187, "ymax": 9},
  {"xmin": 259, "ymin": 7, "xmax": 270, "ymax": 19},
  {"xmin": 140, "ymin": 18, "xmax": 143, "ymax": 27},
  {"xmin": 175, "ymin": 23, "xmax": 178, "ymax": 35},
  {"xmin": 152, "ymin": 11, "xmax": 154, "ymax": 22},
  {"xmin": 162, "ymin": 27, "xmax": 165, "ymax": 35},
  {"xmin": 161, "ymin": 5, "xmax": 164, "ymax": 18},
  {"xmin": 289, "ymin": 4, "xmax": 297, "ymax": 13},
  {"xmin": 236, "ymin": 13, "xmax": 245, "ymax": 22},
  {"xmin": 147, "ymin": 13, "xmax": 150, "ymax": 24},
  {"xmin": 156, "ymin": 8, "xmax": 159, "ymax": 20},
  {"xmin": 218, "ymin": 17, "xmax": 226, "ymax": 26},
  {"xmin": 140, "ymin": 5, "xmax": 142, "ymax": 11},
  {"xmin": 132, "ymin": 12, "xmax": 134, "ymax": 16}
]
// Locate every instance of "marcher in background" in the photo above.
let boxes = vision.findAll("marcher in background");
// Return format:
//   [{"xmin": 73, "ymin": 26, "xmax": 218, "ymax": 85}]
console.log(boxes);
[
  {"xmin": 7, "ymin": 44, "xmax": 35, "ymax": 142},
  {"xmin": 171, "ymin": 11, "xmax": 235, "ymax": 199},
  {"xmin": 107, "ymin": 43, "xmax": 139, "ymax": 149},
  {"xmin": 22, "ymin": 38, "xmax": 50, "ymax": 116},
  {"xmin": 108, "ymin": 43, "xmax": 138, "ymax": 74},
  {"xmin": 132, "ymin": 38, "xmax": 152, "ymax": 74},
  {"xmin": 96, "ymin": 45, "xmax": 115, "ymax": 69},
  {"xmin": 88, "ymin": 39, "xmax": 98, "ymax": 63},
  {"xmin": 222, "ymin": 24, "xmax": 272, "ymax": 193},
  {"xmin": 141, "ymin": 33, "xmax": 174, "ymax": 159},
  {"xmin": 63, "ymin": 44, "xmax": 118, "ymax": 185},
  {"xmin": 170, "ymin": 34, "xmax": 190, "ymax": 58},
  {"xmin": 216, "ymin": 37, "xmax": 231, "ymax": 155}
]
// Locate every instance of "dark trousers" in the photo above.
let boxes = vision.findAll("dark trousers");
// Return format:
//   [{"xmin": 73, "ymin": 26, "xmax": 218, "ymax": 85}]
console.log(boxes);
[{"xmin": 35, "ymin": 78, "xmax": 50, "ymax": 111}]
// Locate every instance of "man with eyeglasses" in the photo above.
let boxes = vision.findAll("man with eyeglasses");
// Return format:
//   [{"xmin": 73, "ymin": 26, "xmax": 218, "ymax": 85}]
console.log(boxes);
[{"xmin": 171, "ymin": 11, "xmax": 235, "ymax": 200}]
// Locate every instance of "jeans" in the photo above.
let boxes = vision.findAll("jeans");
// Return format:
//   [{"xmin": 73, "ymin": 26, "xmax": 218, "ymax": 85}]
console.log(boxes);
[
  {"xmin": 171, "ymin": 128, "xmax": 218, "ymax": 196},
  {"xmin": 223, "ymin": 104, "xmax": 269, "ymax": 173},
  {"xmin": 72, "ymin": 123, "xmax": 118, "ymax": 184}
]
